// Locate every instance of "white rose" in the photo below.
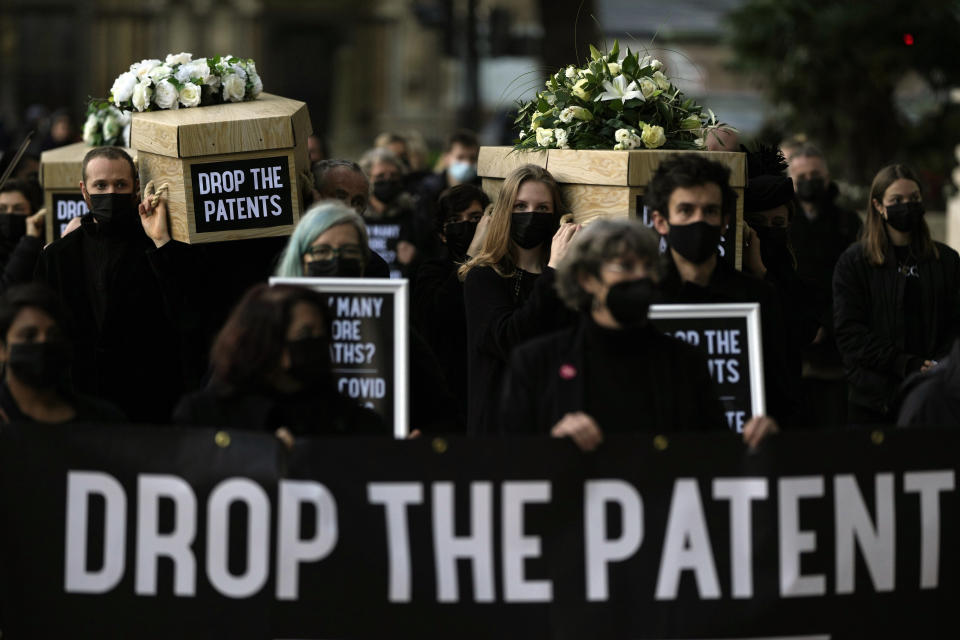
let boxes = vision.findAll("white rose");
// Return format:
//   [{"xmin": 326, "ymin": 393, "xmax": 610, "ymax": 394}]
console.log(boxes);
[
  {"xmin": 565, "ymin": 66, "xmax": 576, "ymax": 79},
  {"xmin": 148, "ymin": 64, "xmax": 174, "ymax": 82},
  {"xmin": 131, "ymin": 81, "xmax": 153, "ymax": 112},
  {"xmin": 639, "ymin": 77, "xmax": 657, "ymax": 99},
  {"xmin": 535, "ymin": 127, "xmax": 555, "ymax": 147},
  {"xmin": 222, "ymin": 74, "xmax": 246, "ymax": 102},
  {"xmin": 130, "ymin": 59, "xmax": 161, "ymax": 81},
  {"xmin": 624, "ymin": 133, "xmax": 642, "ymax": 150},
  {"xmin": 230, "ymin": 63, "xmax": 248, "ymax": 81},
  {"xmin": 244, "ymin": 60, "xmax": 257, "ymax": 75},
  {"xmin": 694, "ymin": 137, "xmax": 705, "ymax": 149},
  {"xmin": 546, "ymin": 93, "xmax": 556, "ymax": 105},
  {"xmin": 650, "ymin": 59, "xmax": 663, "ymax": 71},
  {"xmin": 554, "ymin": 128, "xmax": 569, "ymax": 149},
  {"xmin": 613, "ymin": 143, "xmax": 624, "ymax": 151},
  {"xmin": 607, "ymin": 62, "xmax": 620, "ymax": 75},
  {"xmin": 165, "ymin": 52, "xmax": 193, "ymax": 66},
  {"xmin": 179, "ymin": 82, "xmax": 202, "ymax": 108},
  {"xmin": 559, "ymin": 107, "xmax": 575, "ymax": 124},
  {"xmin": 249, "ymin": 72, "xmax": 263, "ymax": 97},
  {"xmin": 110, "ymin": 72, "xmax": 138, "ymax": 105},
  {"xmin": 653, "ymin": 71, "xmax": 670, "ymax": 91},
  {"xmin": 153, "ymin": 79, "xmax": 179, "ymax": 110},
  {"xmin": 117, "ymin": 109, "xmax": 131, "ymax": 126},
  {"xmin": 641, "ymin": 124, "xmax": 666, "ymax": 149},
  {"xmin": 122, "ymin": 122, "xmax": 132, "ymax": 148},
  {"xmin": 102, "ymin": 113, "xmax": 121, "ymax": 141},
  {"xmin": 614, "ymin": 128, "xmax": 631, "ymax": 143},
  {"xmin": 82, "ymin": 114, "xmax": 99, "ymax": 144}
]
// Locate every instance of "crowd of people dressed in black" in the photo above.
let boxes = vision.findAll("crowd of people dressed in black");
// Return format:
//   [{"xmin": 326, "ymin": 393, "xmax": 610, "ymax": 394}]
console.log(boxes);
[{"xmin": 0, "ymin": 121, "xmax": 956, "ymax": 445}]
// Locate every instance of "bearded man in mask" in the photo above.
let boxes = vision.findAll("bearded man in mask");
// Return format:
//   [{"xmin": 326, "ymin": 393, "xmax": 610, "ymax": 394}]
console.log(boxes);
[
  {"xmin": 34, "ymin": 147, "xmax": 210, "ymax": 422},
  {"xmin": 412, "ymin": 184, "xmax": 489, "ymax": 423},
  {"xmin": 501, "ymin": 219, "xmax": 778, "ymax": 449},
  {"xmin": 650, "ymin": 154, "xmax": 800, "ymax": 426}
]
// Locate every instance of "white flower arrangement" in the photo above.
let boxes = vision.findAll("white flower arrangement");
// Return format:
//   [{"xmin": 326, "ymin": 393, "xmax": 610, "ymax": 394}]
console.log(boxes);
[
  {"xmin": 515, "ymin": 40, "xmax": 734, "ymax": 151},
  {"xmin": 82, "ymin": 100, "xmax": 132, "ymax": 147},
  {"xmin": 107, "ymin": 53, "xmax": 263, "ymax": 113}
]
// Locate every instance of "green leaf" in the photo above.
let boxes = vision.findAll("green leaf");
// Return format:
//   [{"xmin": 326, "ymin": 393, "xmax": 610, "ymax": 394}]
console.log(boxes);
[
  {"xmin": 589, "ymin": 44, "xmax": 602, "ymax": 60},
  {"xmin": 609, "ymin": 39, "xmax": 619, "ymax": 62},
  {"xmin": 621, "ymin": 53, "xmax": 639, "ymax": 78}
]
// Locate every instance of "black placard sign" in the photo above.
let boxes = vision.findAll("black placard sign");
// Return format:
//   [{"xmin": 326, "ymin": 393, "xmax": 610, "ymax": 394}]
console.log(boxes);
[
  {"xmin": 366, "ymin": 221, "xmax": 403, "ymax": 278},
  {"xmin": 650, "ymin": 303, "xmax": 764, "ymax": 432},
  {"xmin": 51, "ymin": 192, "xmax": 88, "ymax": 240},
  {"xmin": 270, "ymin": 277, "xmax": 409, "ymax": 437},
  {"xmin": 2, "ymin": 425, "xmax": 959, "ymax": 639},
  {"xmin": 190, "ymin": 156, "xmax": 293, "ymax": 233}
]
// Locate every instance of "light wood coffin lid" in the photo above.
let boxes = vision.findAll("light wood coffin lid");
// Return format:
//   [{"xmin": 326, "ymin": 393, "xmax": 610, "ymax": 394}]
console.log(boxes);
[
  {"xmin": 129, "ymin": 93, "xmax": 306, "ymax": 158},
  {"xmin": 40, "ymin": 142, "xmax": 139, "ymax": 190}
]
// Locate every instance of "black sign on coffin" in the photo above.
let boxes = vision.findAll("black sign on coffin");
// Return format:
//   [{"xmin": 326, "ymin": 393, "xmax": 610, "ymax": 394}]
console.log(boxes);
[
  {"xmin": 50, "ymin": 193, "xmax": 89, "ymax": 240},
  {"xmin": 190, "ymin": 156, "xmax": 293, "ymax": 233}
]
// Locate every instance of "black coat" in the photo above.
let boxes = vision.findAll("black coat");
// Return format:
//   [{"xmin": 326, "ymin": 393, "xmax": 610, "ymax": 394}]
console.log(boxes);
[
  {"xmin": 898, "ymin": 340, "xmax": 960, "ymax": 427},
  {"xmin": 833, "ymin": 240, "xmax": 960, "ymax": 415},
  {"xmin": 34, "ymin": 215, "xmax": 212, "ymax": 423},
  {"xmin": 0, "ymin": 381, "xmax": 125, "ymax": 424},
  {"xmin": 657, "ymin": 256, "xmax": 801, "ymax": 425},
  {"xmin": 413, "ymin": 255, "xmax": 469, "ymax": 423},
  {"xmin": 173, "ymin": 382, "xmax": 386, "ymax": 435},
  {"xmin": 0, "ymin": 236, "xmax": 42, "ymax": 293},
  {"xmin": 501, "ymin": 318, "xmax": 727, "ymax": 434},
  {"xmin": 463, "ymin": 265, "xmax": 574, "ymax": 435}
]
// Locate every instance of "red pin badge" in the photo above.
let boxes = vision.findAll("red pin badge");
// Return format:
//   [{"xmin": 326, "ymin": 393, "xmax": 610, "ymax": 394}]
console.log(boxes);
[{"xmin": 559, "ymin": 364, "xmax": 577, "ymax": 380}]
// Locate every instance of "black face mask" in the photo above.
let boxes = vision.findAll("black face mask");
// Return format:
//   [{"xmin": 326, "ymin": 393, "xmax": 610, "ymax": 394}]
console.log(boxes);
[
  {"xmin": 444, "ymin": 220, "xmax": 478, "ymax": 262},
  {"xmin": 306, "ymin": 257, "xmax": 364, "ymax": 278},
  {"xmin": 667, "ymin": 221, "xmax": 722, "ymax": 264},
  {"xmin": 372, "ymin": 179, "xmax": 403, "ymax": 204},
  {"xmin": 754, "ymin": 226, "xmax": 792, "ymax": 270},
  {"xmin": 885, "ymin": 202, "xmax": 925, "ymax": 233},
  {"xmin": 511, "ymin": 212, "xmax": 557, "ymax": 250},
  {"xmin": 7, "ymin": 341, "xmax": 72, "ymax": 389},
  {"xmin": 89, "ymin": 193, "xmax": 140, "ymax": 233},
  {"xmin": 287, "ymin": 336, "xmax": 332, "ymax": 387},
  {"xmin": 0, "ymin": 214, "xmax": 27, "ymax": 244},
  {"xmin": 605, "ymin": 278, "xmax": 654, "ymax": 328},
  {"xmin": 796, "ymin": 176, "xmax": 827, "ymax": 203}
]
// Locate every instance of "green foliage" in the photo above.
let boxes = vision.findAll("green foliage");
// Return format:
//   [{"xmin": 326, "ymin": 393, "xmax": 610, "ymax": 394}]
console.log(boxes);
[{"xmin": 726, "ymin": 0, "xmax": 960, "ymax": 190}]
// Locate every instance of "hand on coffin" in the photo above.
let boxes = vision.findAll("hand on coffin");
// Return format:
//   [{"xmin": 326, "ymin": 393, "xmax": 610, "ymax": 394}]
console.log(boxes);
[
  {"xmin": 26, "ymin": 208, "xmax": 45, "ymax": 238},
  {"xmin": 139, "ymin": 180, "xmax": 172, "ymax": 249},
  {"xmin": 547, "ymin": 221, "xmax": 581, "ymax": 269},
  {"xmin": 742, "ymin": 415, "xmax": 778, "ymax": 449}
]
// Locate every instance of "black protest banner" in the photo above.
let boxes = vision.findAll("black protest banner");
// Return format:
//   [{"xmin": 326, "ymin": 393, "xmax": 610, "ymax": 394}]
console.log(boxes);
[
  {"xmin": 270, "ymin": 277, "xmax": 409, "ymax": 437},
  {"xmin": 650, "ymin": 303, "xmax": 765, "ymax": 431},
  {"xmin": 51, "ymin": 193, "xmax": 89, "ymax": 239},
  {"xmin": 190, "ymin": 156, "xmax": 293, "ymax": 233},
  {"xmin": 1, "ymin": 425, "xmax": 957, "ymax": 639}
]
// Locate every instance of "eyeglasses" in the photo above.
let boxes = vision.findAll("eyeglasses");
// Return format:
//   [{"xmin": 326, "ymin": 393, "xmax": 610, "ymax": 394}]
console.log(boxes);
[{"xmin": 305, "ymin": 244, "xmax": 364, "ymax": 261}]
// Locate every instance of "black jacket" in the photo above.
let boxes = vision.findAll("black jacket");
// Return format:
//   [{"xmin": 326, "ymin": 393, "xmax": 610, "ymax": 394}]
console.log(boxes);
[
  {"xmin": 0, "ymin": 381, "xmax": 125, "ymax": 424},
  {"xmin": 463, "ymin": 265, "xmax": 574, "ymax": 435},
  {"xmin": 657, "ymin": 255, "xmax": 800, "ymax": 425},
  {"xmin": 501, "ymin": 318, "xmax": 727, "ymax": 434},
  {"xmin": 174, "ymin": 382, "xmax": 386, "ymax": 435},
  {"xmin": 898, "ymin": 339, "xmax": 960, "ymax": 427},
  {"xmin": 413, "ymin": 255, "xmax": 469, "ymax": 423},
  {"xmin": 0, "ymin": 236, "xmax": 42, "ymax": 293},
  {"xmin": 34, "ymin": 215, "xmax": 212, "ymax": 423},
  {"xmin": 833, "ymin": 240, "xmax": 960, "ymax": 414}
]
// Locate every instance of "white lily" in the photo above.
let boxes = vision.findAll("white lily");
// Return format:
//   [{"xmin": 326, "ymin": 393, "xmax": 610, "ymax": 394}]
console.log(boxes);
[{"xmin": 596, "ymin": 74, "xmax": 644, "ymax": 103}]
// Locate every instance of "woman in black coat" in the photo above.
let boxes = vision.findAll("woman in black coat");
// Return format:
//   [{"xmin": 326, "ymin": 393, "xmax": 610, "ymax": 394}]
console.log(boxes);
[
  {"xmin": 459, "ymin": 164, "xmax": 579, "ymax": 435},
  {"xmin": 834, "ymin": 164, "xmax": 960, "ymax": 426},
  {"xmin": 174, "ymin": 283, "xmax": 385, "ymax": 437},
  {"xmin": 501, "ymin": 219, "xmax": 776, "ymax": 450}
]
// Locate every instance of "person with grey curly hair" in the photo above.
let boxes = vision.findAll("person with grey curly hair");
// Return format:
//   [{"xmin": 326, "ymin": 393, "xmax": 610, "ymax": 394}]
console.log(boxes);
[{"xmin": 501, "ymin": 218, "xmax": 778, "ymax": 451}]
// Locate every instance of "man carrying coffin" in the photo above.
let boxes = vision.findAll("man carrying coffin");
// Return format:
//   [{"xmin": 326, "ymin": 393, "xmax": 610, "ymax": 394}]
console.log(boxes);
[
  {"xmin": 500, "ymin": 219, "xmax": 777, "ymax": 450},
  {"xmin": 35, "ymin": 147, "xmax": 210, "ymax": 422},
  {"xmin": 649, "ymin": 155, "xmax": 800, "ymax": 426}
]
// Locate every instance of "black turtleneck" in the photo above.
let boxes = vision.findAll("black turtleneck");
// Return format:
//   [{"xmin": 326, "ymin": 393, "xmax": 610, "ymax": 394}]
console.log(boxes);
[{"xmin": 583, "ymin": 317, "xmax": 661, "ymax": 433}]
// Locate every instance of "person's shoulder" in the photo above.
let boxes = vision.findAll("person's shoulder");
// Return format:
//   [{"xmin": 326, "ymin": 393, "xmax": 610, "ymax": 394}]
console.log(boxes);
[
  {"xmin": 934, "ymin": 241, "xmax": 960, "ymax": 263},
  {"xmin": 836, "ymin": 240, "xmax": 867, "ymax": 266},
  {"xmin": 511, "ymin": 323, "xmax": 578, "ymax": 364},
  {"xmin": 464, "ymin": 264, "xmax": 501, "ymax": 283},
  {"xmin": 43, "ymin": 224, "xmax": 87, "ymax": 255}
]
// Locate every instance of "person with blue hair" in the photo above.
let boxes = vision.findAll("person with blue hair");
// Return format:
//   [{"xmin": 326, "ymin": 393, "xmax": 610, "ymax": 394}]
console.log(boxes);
[{"xmin": 275, "ymin": 200, "xmax": 390, "ymax": 278}]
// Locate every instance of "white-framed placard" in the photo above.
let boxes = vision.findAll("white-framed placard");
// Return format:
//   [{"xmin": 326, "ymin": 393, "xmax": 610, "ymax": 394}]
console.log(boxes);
[
  {"xmin": 270, "ymin": 277, "xmax": 409, "ymax": 438},
  {"xmin": 649, "ymin": 303, "xmax": 765, "ymax": 432}
]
